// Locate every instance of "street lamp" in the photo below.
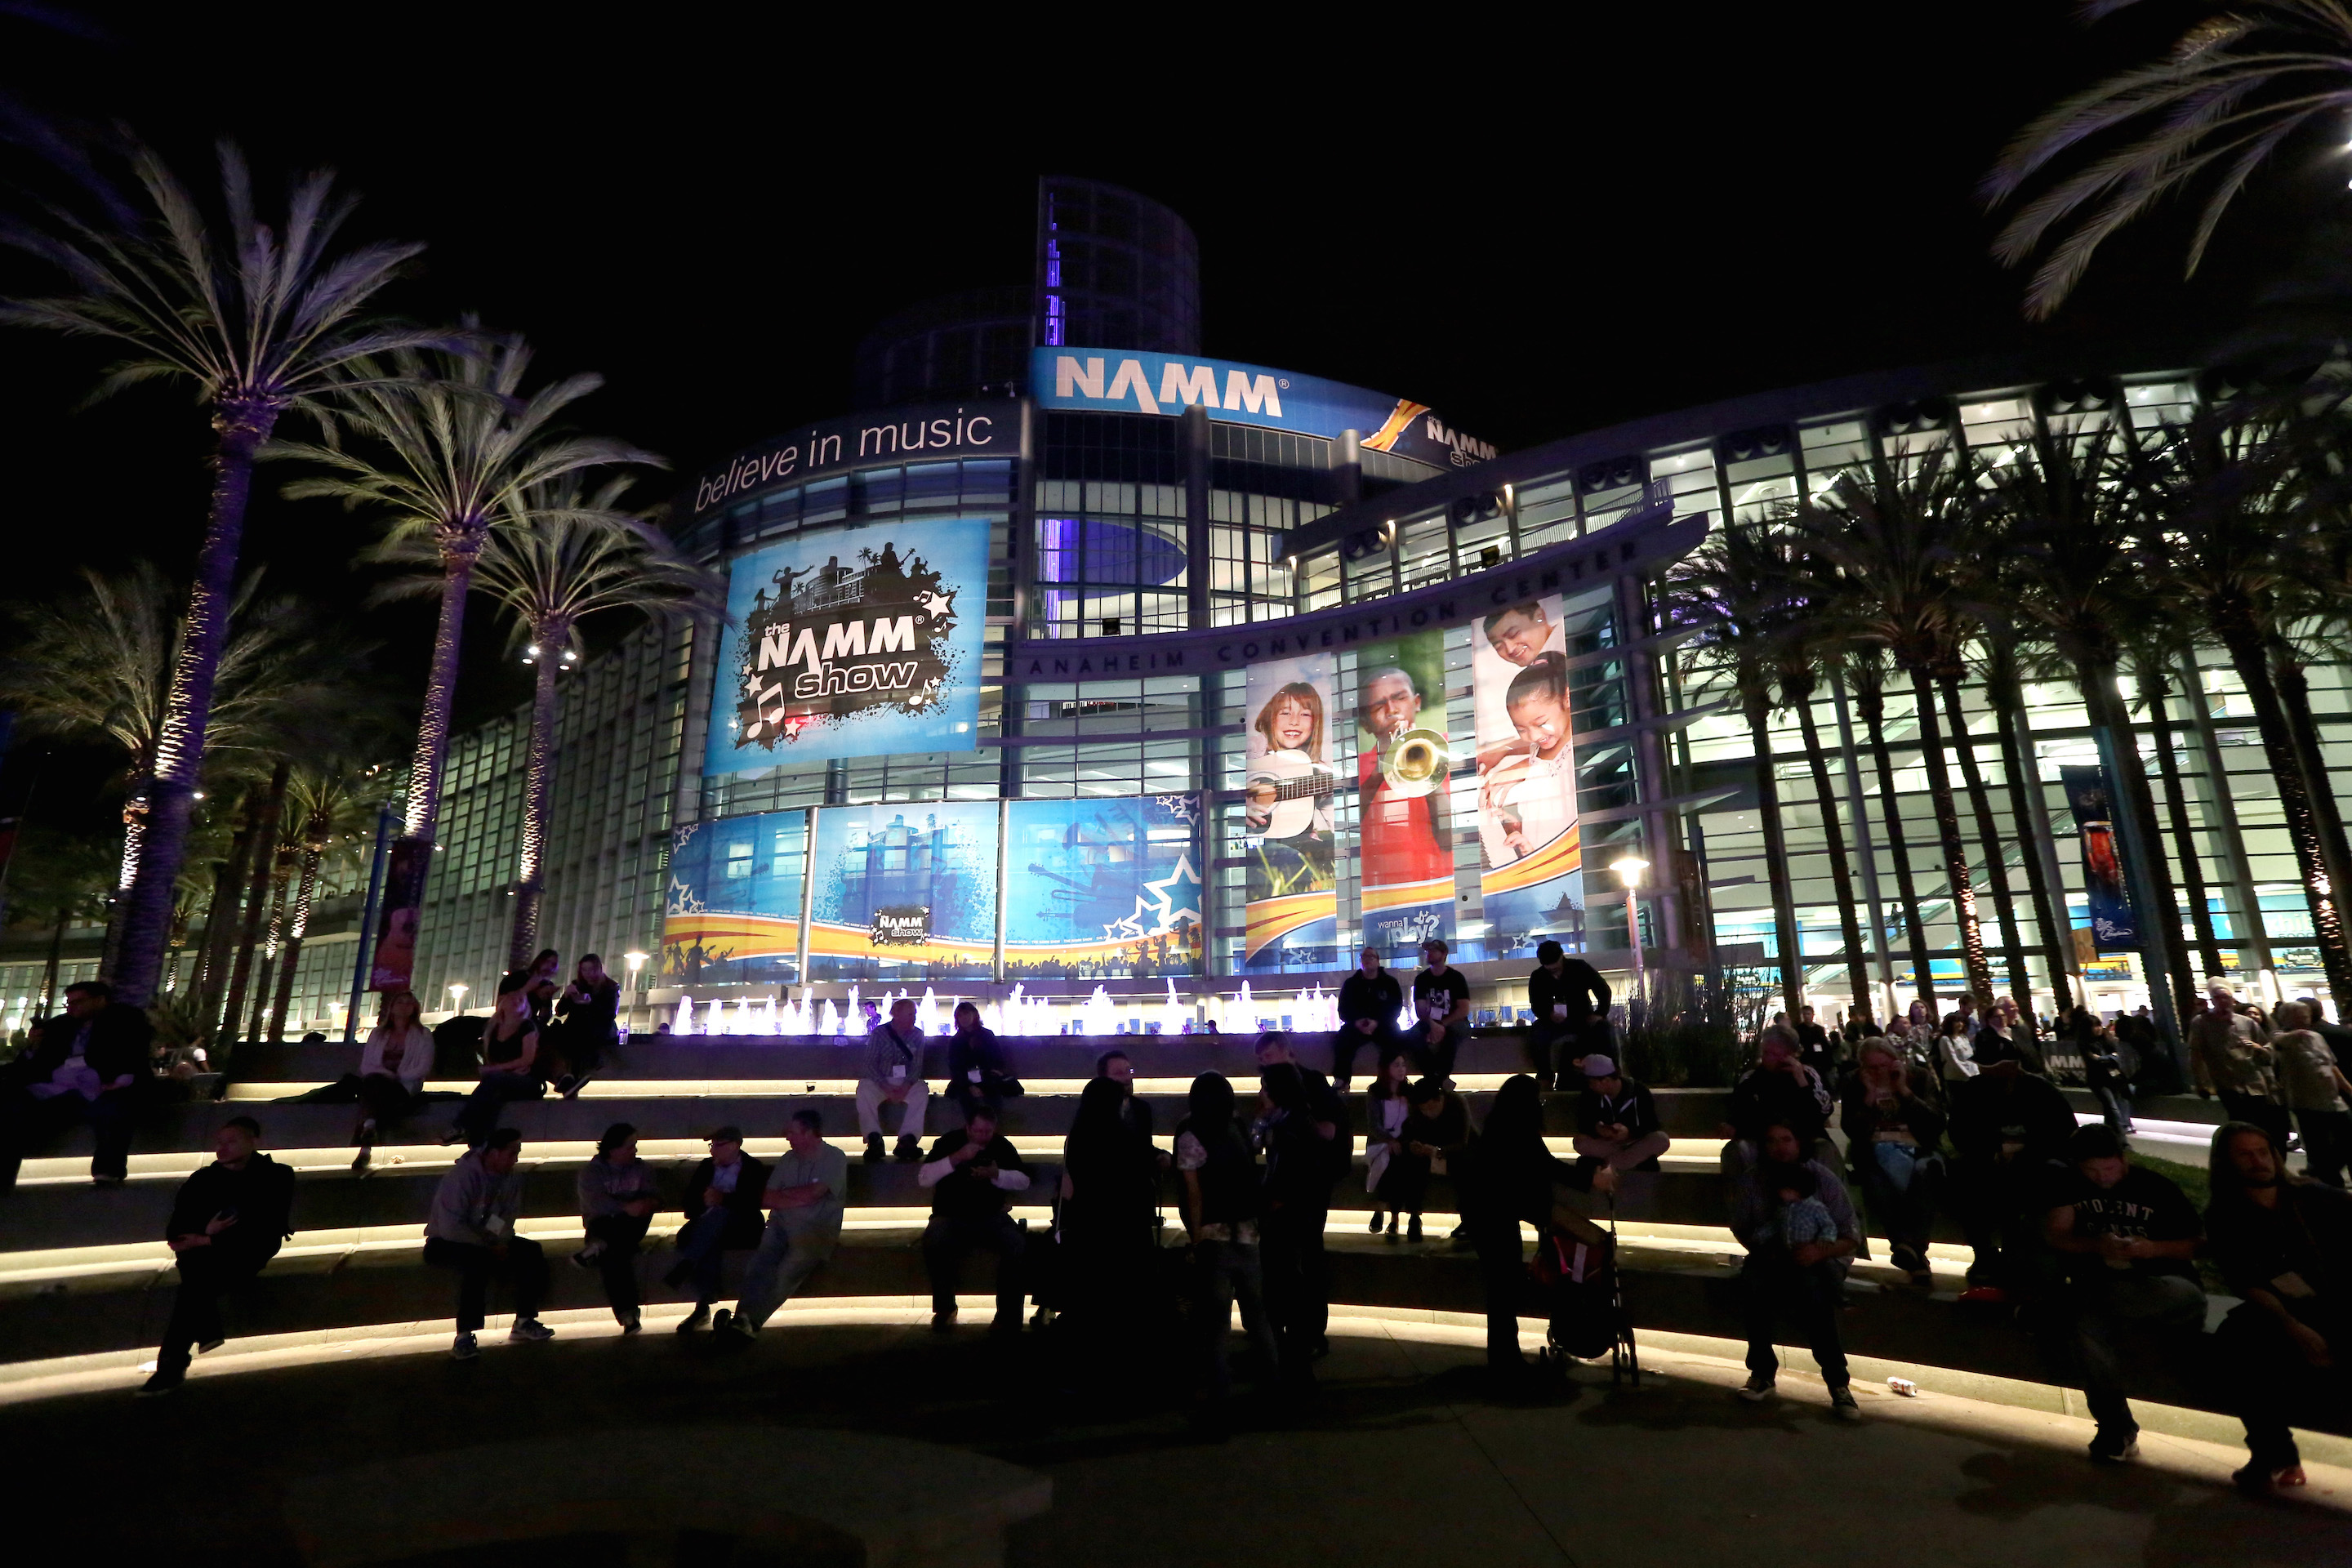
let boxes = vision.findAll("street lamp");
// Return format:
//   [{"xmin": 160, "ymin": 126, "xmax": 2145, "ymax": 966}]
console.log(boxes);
[
  {"xmin": 624, "ymin": 951, "xmax": 648, "ymax": 987},
  {"xmin": 1610, "ymin": 856, "xmax": 1649, "ymax": 997},
  {"xmin": 447, "ymin": 982, "xmax": 469, "ymax": 1016}
]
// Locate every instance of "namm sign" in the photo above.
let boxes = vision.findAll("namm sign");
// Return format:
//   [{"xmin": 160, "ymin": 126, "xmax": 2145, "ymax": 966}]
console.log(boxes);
[{"xmin": 1010, "ymin": 510, "xmax": 1704, "ymax": 681}]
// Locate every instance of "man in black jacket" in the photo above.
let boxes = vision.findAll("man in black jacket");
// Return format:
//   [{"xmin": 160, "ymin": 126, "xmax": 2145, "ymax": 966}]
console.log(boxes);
[
  {"xmin": 139, "ymin": 1116, "xmax": 295, "ymax": 1396},
  {"xmin": 1528, "ymin": 939, "xmax": 1610, "ymax": 1090},
  {"xmin": 1570, "ymin": 1054, "xmax": 1668, "ymax": 1187},
  {"xmin": 1334, "ymin": 947, "xmax": 1403, "ymax": 1090},
  {"xmin": 918, "ymin": 1106, "xmax": 1033, "ymax": 1332},
  {"xmin": 1256, "ymin": 1034, "xmax": 1348, "ymax": 1366},
  {"xmin": 0, "ymin": 981, "xmax": 154, "ymax": 1187},
  {"xmin": 666, "ymin": 1125, "xmax": 771, "ymax": 1332}
]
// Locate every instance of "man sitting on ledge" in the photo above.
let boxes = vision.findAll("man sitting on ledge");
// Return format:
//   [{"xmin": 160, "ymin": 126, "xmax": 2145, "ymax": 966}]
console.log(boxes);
[
  {"xmin": 919, "ymin": 1103, "xmax": 1032, "ymax": 1333},
  {"xmin": 0, "ymin": 980, "xmax": 154, "ymax": 1188},
  {"xmin": 666, "ymin": 1125, "xmax": 769, "ymax": 1333},
  {"xmin": 719, "ymin": 1107, "xmax": 849, "ymax": 1343},
  {"xmin": 1570, "ymin": 1053, "xmax": 1669, "ymax": 1191},
  {"xmin": 139, "ymin": 1116, "xmax": 295, "ymax": 1396},
  {"xmin": 425, "ymin": 1128, "xmax": 554, "ymax": 1361},
  {"xmin": 859, "ymin": 997, "xmax": 929, "ymax": 1164}
]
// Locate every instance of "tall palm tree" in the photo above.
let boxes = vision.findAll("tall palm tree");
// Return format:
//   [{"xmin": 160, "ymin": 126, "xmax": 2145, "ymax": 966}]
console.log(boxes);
[
  {"xmin": 1933, "ymin": 656, "xmax": 2032, "ymax": 1000},
  {"xmin": 1985, "ymin": 426, "xmax": 2198, "ymax": 1039},
  {"xmin": 371, "ymin": 479, "xmax": 719, "ymax": 969},
  {"xmin": 1984, "ymin": 2, "xmax": 2352, "ymax": 318},
  {"xmin": 2142, "ymin": 413, "xmax": 2352, "ymax": 999},
  {"xmin": 215, "ymin": 760, "xmax": 290, "ymax": 1045},
  {"xmin": 274, "ymin": 336, "xmax": 658, "ymax": 968},
  {"xmin": 1772, "ymin": 626, "xmax": 1874, "ymax": 1026},
  {"xmin": 0, "ymin": 139, "xmax": 442, "ymax": 1005},
  {"xmin": 1976, "ymin": 640, "xmax": 2079, "ymax": 1014},
  {"xmin": 263, "ymin": 762, "xmax": 376, "ymax": 1042},
  {"xmin": 2123, "ymin": 636, "xmax": 2228, "ymax": 987},
  {"xmin": 1670, "ymin": 518, "xmax": 1807, "ymax": 1017},
  {"xmin": 1790, "ymin": 450, "xmax": 1999, "ymax": 1000},
  {"xmin": 0, "ymin": 561, "xmax": 341, "ymax": 974},
  {"xmin": 1848, "ymin": 650, "xmax": 1940, "ymax": 1013}
]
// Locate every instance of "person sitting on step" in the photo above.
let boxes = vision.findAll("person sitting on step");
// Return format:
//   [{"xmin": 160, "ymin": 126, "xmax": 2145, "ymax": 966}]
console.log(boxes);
[
  {"xmin": 918, "ymin": 1103, "xmax": 1032, "ymax": 1333},
  {"xmin": 667, "ymin": 1125, "xmax": 769, "ymax": 1332},
  {"xmin": 858, "ymin": 997, "xmax": 929, "ymax": 1163},
  {"xmin": 572, "ymin": 1121, "xmax": 659, "ymax": 1333},
  {"xmin": 138, "ymin": 1116, "xmax": 296, "ymax": 1396},
  {"xmin": 425, "ymin": 1128, "xmax": 553, "ymax": 1360},
  {"xmin": 719, "ymin": 1107, "xmax": 849, "ymax": 1343}
]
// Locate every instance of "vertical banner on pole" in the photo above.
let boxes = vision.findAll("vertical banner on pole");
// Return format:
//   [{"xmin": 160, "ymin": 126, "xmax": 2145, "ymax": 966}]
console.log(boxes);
[
  {"xmin": 1242, "ymin": 653, "xmax": 1339, "ymax": 969},
  {"xmin": 2060, "ymin": 765, "xmax": 2140, "ymax": 951},
  {"xmin": 1471, "ymin": 596, "xmax": 1584, "ymax": 958},
  {"xmin": 1354, "ymin": 632, "xmax": 1455, "ymax": 960},
  {"xmin": 368, "ymin": 838, "xmax": 430, "ymax": 991}
]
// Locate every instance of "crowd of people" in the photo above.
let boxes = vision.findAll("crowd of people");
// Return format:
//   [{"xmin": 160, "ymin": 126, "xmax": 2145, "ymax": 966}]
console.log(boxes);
[{"xmin": 8, "ymin": 946, "xmax": 2345, "ymax": 1493}]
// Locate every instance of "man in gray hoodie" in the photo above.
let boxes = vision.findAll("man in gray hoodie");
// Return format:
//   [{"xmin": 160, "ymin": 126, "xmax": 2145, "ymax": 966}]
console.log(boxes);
[{"xmin": 425, "ymin": 1128, "xmax": 554, "ymax": 1360}]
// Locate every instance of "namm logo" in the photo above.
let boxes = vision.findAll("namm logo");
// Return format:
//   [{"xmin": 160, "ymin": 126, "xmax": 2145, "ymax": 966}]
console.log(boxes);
[
  {"xmin": 1424, "ymin": 416, "xmax": 1497, "ymax": 466},
  {"xmin": 1052, "ymin": 355, "xmax": 1283, "ymax": 418}
]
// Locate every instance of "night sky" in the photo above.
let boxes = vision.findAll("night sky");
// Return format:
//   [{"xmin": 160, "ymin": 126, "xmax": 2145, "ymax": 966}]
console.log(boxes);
[{"xmin": 0, "ymin": 2, "xmax": 2313, "ymax": 835}]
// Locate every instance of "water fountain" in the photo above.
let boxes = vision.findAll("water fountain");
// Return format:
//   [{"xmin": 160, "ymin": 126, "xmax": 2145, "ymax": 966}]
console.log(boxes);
[
  {"xmin": 846, "ymin": 984, "xmax": 862, "ymax": 1033},
  {"xmin": 1161, "ymin": 978, "xmax": 1186, "ymax": 1036},
  {"xmin": 1236, "ymin": 980, "xmax": 1256, "ymax": 1031},
  {"xmin": 818, "ymin": 997, "xmax": 840, "ymax": 1036},
  {"xmin": 705, "ymin": 998, "xmax": 728, "ymax": 1036},
  {"xmin": 757, "ymin": 996, "xmax": 778, "ymax": 1035},
  {"xmin": 916, "ymin": 987, "xmax": 939, "ymax": 1036},
  {"xmin": 671, "ymin": 994, "xmax": 695, "ymax": 1036}
]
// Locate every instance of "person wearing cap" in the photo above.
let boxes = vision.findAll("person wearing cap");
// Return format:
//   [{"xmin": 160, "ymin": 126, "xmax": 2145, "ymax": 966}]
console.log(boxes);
[
  {"xmin": 666, "ymin": 1125, "xmax": 771, "ymax": 1331},
  {"xmin": 1409, "ymin": 938, "xmax": 1472, "ymax": 1085},
  {"xmin": 2041, "ymin": 1123, "xmax": 2204, "ymax": 1465},
  {"xmin": 1726, "ymin": 1119, "xmax": 1863, "ymax": 1419},
  {"xmin": 1947, "ymin": 1031, "xmax": 2077, "ymax": 1303},
  {"xmin": 1527, "ymin": 939, "xmax": 1610, "ymax": 1091},
  {"xmin": 1570, "ymin": 1054, "xmax": 1668, "ymax": 1189}
]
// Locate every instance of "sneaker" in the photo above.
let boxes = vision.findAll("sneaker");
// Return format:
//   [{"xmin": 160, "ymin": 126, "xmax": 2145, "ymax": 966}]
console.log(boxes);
[
  {"xmin": 618, "ymin": 1307, "xmax": 641, "ymax": 1334},
  {"xmin": 350, "ymin": 1145, "xmax": 372, "ymax": 1172},
  {"xmin": 863, "ymin": 1134, "xmax": 885, "ymax": 1165},
  {"xmin": 1385, "ymin": 1216, "xmax": 1400, "ymax": 1244},
  {"xmin": 564, "ymin": 1074, "xmax": 591, "ymax": 1098},
  {"xmin": 1829, "ymin": 1387, "xmax": 1862, "ymax": 1423},
  {"xmin": 441, "ymin": 1125, "xmax": 470, "ymax": 1147},
  {"xmin": 675, "ymin": 1303, "xmax": 710, "ymax": 1334},
  {"xmin": 1736, "ymin": 1374, "xmax": 1777, "ymax": 1402},
  {"xmin": 715, "ymin": 1311, "xmax": 755, "ymax": 1345},
  {"xmin": 1888, "ymin": 1243, "xmax": 1922, "ymax": 1275},
  {"xmin": 1406, "ymin": 1214, "xmax": 1423, "ymax": 1244},
  {"xmin": 1367, "ymin": 1209, "xmax": 1384, "ymax": 1233},
  {"xmin": 2087, "ymin": 1427, "xmax": 2140, "ymax": 1464},
  {"xmin": 931, "ymin": 1309, "xmax": 958, "ymax": 1334},
  {"xmin": 451, "ymin": 1332, "xmax": 479, "ymax": 1361},
  {"xmin": 507, "ymin": 1318, "xmax": 555, "ymax": 1343},
  {"xmin": 571, "ymin": 1241, "xmax": 606, "ymax": 1270},
  {"xmin": 894, "ymin": 1135, "xmax": 923, "ymax": 1163},
  {"xmin": 135, "ymin": 1367, "xmax": 185, "ymax": 1398},
  {"xmin": 2233, "ymin": 1458, "xmax": 2307, "ymax": 1494},
  {"xmin": 197, "ymin": 1338, "xmax": 224, "ymax": 1356}
]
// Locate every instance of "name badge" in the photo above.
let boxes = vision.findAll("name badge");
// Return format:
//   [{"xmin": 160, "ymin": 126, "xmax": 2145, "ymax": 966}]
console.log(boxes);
[
  {"xmin": 1552, "ymin": 1004, "xmax": 1568, "ymax": 1019},
  {"xmin": 969, "ymin": 1069, "xmax": 982, "ymax": 1082},
  {"xmin": 890, "ymin": 1065, "xmax": 906, "ymax": 1084}
]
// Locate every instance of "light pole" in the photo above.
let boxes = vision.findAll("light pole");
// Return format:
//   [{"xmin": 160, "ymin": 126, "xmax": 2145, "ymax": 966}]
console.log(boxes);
[
  {"xmin": 624, "ymin": 951, "xmax": 648, "ymax": 1029},
  {"xmin": 447, "ymin": 982, "xmax": 469, "ymax": 1017},
  {"xmin": 1611, "ymin": 855, "xmax": 1649, "ymax": 1000}
]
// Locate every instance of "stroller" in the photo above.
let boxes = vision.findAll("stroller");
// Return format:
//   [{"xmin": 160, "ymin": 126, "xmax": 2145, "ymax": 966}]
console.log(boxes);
[{"xmin": 1530, "ymin": 1203, "xmax": 1640, "ymax": 1386}]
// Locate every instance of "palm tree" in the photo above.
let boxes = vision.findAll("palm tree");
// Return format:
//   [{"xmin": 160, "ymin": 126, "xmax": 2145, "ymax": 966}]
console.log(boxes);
[
  {"xmin": 215, "ymin": 760, "xmax": 290, "ymax": 1045},
  {"xmin": 2142, "ymin": 413, "xmax": 2352, "ymax": 1000},
  {"xmin": 2, "ymin": 827, "xmax": 114, "ymax": 1016},
  {"xmin": 0, "ymin": 561, "xmax": 342, "ymax": 975},
  {"xmin": 1932, "ymin": 655, "xmax": 2032, "ymax": 1001},
  {"xmin": 2123, "ymin": 635, "xmax": 2228, "ymax": 986},
  {"xmin": 1790, "ymin": 450, "xmax": 1999, "ymax": 1000},
  {"xmin": 1984, "ymin": 2, "xmax": 2352, "ymax": 318},
  {"xmin": 1669, "ymin": 518, "xmax": 1807, "ymax": 1018},
  {"xmin": 1976, "ymin": 640, "xmax": 2079, "ymax": 1014},
  {"xmin": 1772, "ymin": 626, "xmax": 1874, "ymax": 1027},
  {"xmin": 1848, "ymin": 649, "xmax": 1940, "ymax": 1013},
  {"xmin": 1984, "ymin": 425, "xmax": 2198, "ymax": 1037},
  {"xmin": 274, "ymin": 335, "xmax": 658, "ymax": 968},
  {"xmin": 371, "ymin": 479, "xmax": 719, "ymax": 969},
  {"xmin": 0, "ymin": 140, "xmax": 443, "ymax": 1005},
  {"xmin": 261, "ymin": 762, "xmax": 378, "ymax": 1042}
]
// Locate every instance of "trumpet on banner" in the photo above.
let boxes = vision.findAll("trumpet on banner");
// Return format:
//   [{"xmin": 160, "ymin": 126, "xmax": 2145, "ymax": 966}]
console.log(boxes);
[{"xmin": 1379, "ymin": 727, "xmax": 1451, "ymax": 798}]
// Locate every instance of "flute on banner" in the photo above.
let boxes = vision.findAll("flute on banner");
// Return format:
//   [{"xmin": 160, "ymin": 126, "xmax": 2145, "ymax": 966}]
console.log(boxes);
[{"xmin": 1242, "ymin": 653, "xmax": 1340, "ymax": 970}]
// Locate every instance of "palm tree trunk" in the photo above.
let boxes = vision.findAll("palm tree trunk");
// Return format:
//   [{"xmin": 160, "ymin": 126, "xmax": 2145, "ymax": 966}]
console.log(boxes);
[
  {"xmin": 2271, "ymin": 653, "xmax": 2352, "ymax": 927},
  {"xmin": 268, "ymin": 839, "xmax": 323, "ymax": 1043},
  {"xmin": 1791, "ymin": 688, "xmax": 1872, "ymax": 1023},
  {"xmin": 2081, "ymin": 657, "xmax": 2194, "ymax": 1070},
  {"xmin": 1855, "ymin": 675, "xmax": 1937, "ymax": 1012},
  {"xmin": 507, "ymin": 625, "xmax": 565, "ymax": 972},
  {"xmin": 2213, "ymin": 621, "xmax": 2352, "ymax": 999},
  {"xmin": 110, "ymin": 400, "xmax": 283, "ymax": 1006},
  {"xmin": 2139, "ymin": 672, "xmax": 2224, "ymax": 986},
  {"xmin": 1906, "ymin": 665, "xmax": 1993, "ymax": 999},
  {"xmin": 195, "ymin": 809, "xmax": 257, "ymax": 1034},
  {"xmin": 218, "ymin": 761, "xmax": 289, "ymax": 1042},
  {"xmin": 1985, "ymin": 681, "xmax": 2075, "ymax": 1013},
  {"xmin": 100, "ymin": 772, "xmax": 151, "ymax": 982},
  {"xmin": 380, "ymin": 531, "xmax": 487, "ymax": 987},
  {"xmin": 1745, "ymin": 693, "xmax": 1805, "ymax": 1018},
  {"xmin": 247, "ymin": 861, "xmax": 291, "ymax": 1044},
  {"xmin": 1938, "ymin": 678, "xmax": 2030, "ymax": 1000},
  {"xmin": 40, "ymin": 906, "xmax": 68, "ymax": 1014}
]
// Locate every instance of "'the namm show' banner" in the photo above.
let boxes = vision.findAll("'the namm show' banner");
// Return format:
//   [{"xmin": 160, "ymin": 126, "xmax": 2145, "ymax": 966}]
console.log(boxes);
[{"xmin": 708, "ymin": 519, "xmax": 990, "ymax": 773}]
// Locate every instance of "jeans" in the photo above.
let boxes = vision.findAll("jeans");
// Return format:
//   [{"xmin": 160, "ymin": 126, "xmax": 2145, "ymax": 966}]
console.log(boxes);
[
  {"xmin": 1193, "ymin": 1237, "xmax": 1279, "ymax": 1398},
  {"xmin": 1953, "ymin": 1156, "xmax": 2045, "ymax": 1292},
  {"xmin": 2214, "ymin": 1299, "xmax": 2347, "ymax": 1469},
  {"xmin": 1330, "ymin": 1026, "xmax": 1395, "ymax": 1090},
  {"xmin": 585, "ymin": 1212, "xmax": 651, "ymax": 1316},
  {"xmin": 2295, "ymin": 1107, "xmax": 2352, "ymax": 1188},
  {"xmin": 2220, "ymin": 1091, "xmax": 2292, "ymax": 1152},
  {"xmin": 946, "ymin": 1079, "xmax": 1022, "ymax": 1125},
  {"xmin": 1853, "ymin": 1144, "xmax": 1944, "ymax": 1263},
  {"xmin": 1741, "ymin": 1250, "xmax": 1850, "ymax": 1390},
  {"xmin": 358, "ymin": 1074, "xmax": 421, "ymax": 1129},
  {"xmin": 1375, "ymin": 1152, "xmax": 1436, "ymax": 1215},
  {"xmin": 0, "ymin": 1086, "xmax": 140, "ymax": 1185},
  {"xmin": 424, "ymin": 1234, "xmax": 546, "ymax": 1334},
  {"xmin": 669, "ymin": 1207, "xmax": 739, "ymax": 1305},
  {"xmin": 1526, "ymin": 1020, "xmax": 1584, "ymax": 1088},
  {"xmin": 2064, "ymin": 1270, "xmax": 2207, "ymax": 1432},
  {"xmin": 733, "ymin": 1218, "xmax": 836, "ymax": 1331},
  {"xmin": 856, "ymin": 1080, "xmax": 928, "ymax": 1143},
  {"xmin": 1260, "ymin": 1203, "xmax": 1330, "ymax": 1379},
  {"xmin": 1471, "ymin": 1217, "xmax": 1529, "ymax": 1366},
  {"xmin": 1410, "ymin": 1022, "xmax": 1468, "ymax": 1084},
  {"xmin": 922, "ymin": 1211, "xmax": 1025, "ymax": 1323},
  {"xmin": 1571, "ymin": 1129, "xmax": 1672, "ymax": 1173},
  {"xmin": 157, "ymin": 1244, "xmax": 274, "ymax": 1372},
  {"xmin": 455, "ymin": 1071, "xmax": 543, "ymax": 1147},
  {"xmin": 2091, "ymin": 1084, "xmax": 2135, "ymax": 1134}
]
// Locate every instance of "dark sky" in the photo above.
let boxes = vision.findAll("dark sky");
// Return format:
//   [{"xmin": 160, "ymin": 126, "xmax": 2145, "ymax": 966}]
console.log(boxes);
[{"xmin": 0, "ymin": 2, "xmax": 2303, "ymax": 835}]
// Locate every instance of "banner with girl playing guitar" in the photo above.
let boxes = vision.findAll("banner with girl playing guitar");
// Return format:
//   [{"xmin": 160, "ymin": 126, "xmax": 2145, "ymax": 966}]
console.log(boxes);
[{"xmin": 1242, "ymin": 653, "xmax": 1340, "ymax": 969}]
